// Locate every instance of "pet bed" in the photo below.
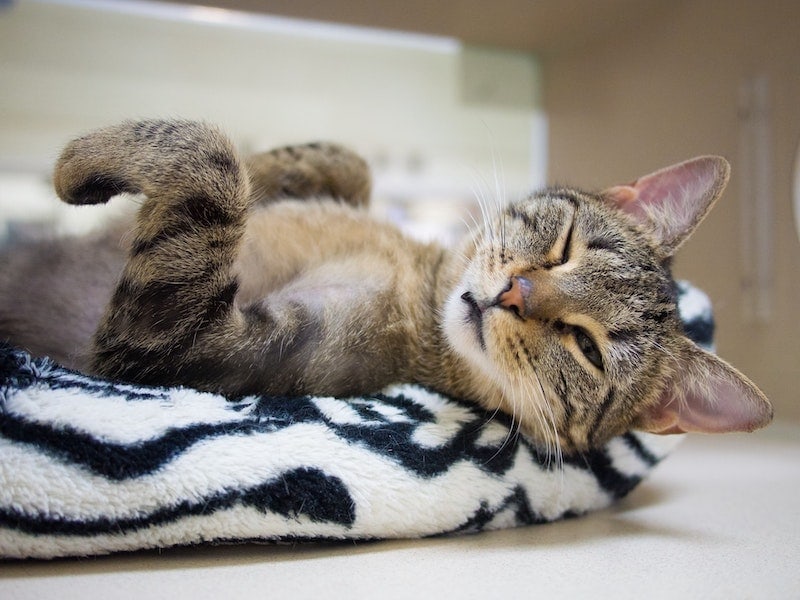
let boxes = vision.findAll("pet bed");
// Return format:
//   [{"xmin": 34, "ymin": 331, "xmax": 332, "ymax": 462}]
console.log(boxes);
[{"xmin": 0, "ymin": 282, "xmax": 712, "ymax": 559}]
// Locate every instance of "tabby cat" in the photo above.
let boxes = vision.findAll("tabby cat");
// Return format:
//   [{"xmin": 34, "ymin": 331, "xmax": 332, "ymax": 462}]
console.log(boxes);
[{"xmin": 0, "ymin": 119, "xmax": 772, "ymax": 454}]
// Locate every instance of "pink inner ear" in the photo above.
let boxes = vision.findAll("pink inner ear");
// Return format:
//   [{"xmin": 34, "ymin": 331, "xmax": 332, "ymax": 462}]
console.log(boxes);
[
  {"xmin": 637, "ymin": 346, "xmax": 773, "ymax": 437},
  {"xmin": 601, "ymin": 156, "xmax": 730, "ymax": 253},
  {"xmin": 647, "ymin": 381, "xmax": 768, "ymax": 435},
  {"xmin": 631, "ymin": 159, "xmax": 717, "ymax": 215}
]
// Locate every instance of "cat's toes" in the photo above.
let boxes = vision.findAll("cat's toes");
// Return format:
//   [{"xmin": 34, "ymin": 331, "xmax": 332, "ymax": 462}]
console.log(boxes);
[
  {"xmin": 247, "ymin": 142, "xmax": 371, "ymax": 207},
  {"xmin": 54, "ymin": 139, "xmax": 138, "ymax": 205},
  {"xmin": 57, "ymin": 171, "xmax": 135, "ymax": 206}
]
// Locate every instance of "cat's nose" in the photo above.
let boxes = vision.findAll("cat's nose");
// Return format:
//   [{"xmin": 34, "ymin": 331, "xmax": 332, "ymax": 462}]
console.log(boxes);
[{"xmin": 496, "ymin": 276, "xmax": 532, "ymax": 318}]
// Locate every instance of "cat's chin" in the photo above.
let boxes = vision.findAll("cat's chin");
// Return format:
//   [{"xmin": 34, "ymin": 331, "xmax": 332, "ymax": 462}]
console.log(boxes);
[{"xmin": 442, "ymin": 288, "xmax": 500, "ymax": 383}]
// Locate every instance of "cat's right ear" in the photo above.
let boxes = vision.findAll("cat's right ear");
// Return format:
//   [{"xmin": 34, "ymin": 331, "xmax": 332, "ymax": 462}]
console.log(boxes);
[
  {"xmin": 602, "ymin": 156, "xmax": 730, "ymax": 254},
  {"xmin": 633, "ymin": 339, "xmax": 773, "ymax": 436}
]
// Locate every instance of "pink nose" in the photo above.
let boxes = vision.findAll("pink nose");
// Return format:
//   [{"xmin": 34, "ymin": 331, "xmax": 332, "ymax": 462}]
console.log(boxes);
[{"xmin": 497, "ymin": 276, "xmax": 531, "ymax": 318}]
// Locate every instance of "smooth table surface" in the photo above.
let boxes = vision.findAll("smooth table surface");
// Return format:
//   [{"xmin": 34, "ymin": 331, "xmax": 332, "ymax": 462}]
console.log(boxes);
[{"xmin": 2, "ymin": 423, "xmax": 799, "ymax": 599}]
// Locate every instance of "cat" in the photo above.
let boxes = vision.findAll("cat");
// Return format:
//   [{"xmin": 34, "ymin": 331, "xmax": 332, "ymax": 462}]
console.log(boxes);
[{"xmin": 0, "ymin": 119, "xmax": 772, "ymax": 455}]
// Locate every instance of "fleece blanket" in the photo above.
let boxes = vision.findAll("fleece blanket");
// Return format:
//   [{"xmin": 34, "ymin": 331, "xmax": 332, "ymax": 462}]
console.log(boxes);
[{"xmin": 0, "ymin": 282, "xmax": 713, "ymax": 559}]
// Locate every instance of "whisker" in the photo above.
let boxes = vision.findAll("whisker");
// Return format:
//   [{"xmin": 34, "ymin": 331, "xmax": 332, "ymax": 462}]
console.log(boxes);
[
  {"xmin": 535, "ymin": 376, "xmax": 564, "ymax": 474},
  {"xmin": 501, "ymin": 378, "xmax": 522, "ymax": 456},
  {"xmin": 459, "ymin": 207, "xmax": 483, "ymax": 242},
  {"xmin": 465, "ymin": 167, "xmax": 499, "ymax": 244}
]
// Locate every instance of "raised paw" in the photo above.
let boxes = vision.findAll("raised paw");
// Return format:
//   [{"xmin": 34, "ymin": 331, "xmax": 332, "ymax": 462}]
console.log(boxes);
[
  {"xmin": 53, "ymin": 120, "xmax": 250, "ymax": 211},
  {"xmin": 246, "ymin": 142, "xmax": 371, "ymax": 208},
  {"xmin": 54, "ymin": 130, "xmax": 142, "ymax": 205}
]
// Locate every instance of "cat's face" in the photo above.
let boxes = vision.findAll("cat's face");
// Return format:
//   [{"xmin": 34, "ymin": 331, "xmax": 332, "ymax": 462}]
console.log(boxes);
[
  {"xmin": 443, "ymin": 156, "xmax": 772, "ymax": 454},
  {"xmin": 443, "ymin": 189, "xmax": 677, "ymax": 453}
]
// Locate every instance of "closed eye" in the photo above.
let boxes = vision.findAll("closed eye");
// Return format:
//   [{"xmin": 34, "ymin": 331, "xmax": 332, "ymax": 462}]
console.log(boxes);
[
  {"xmin": 545, "ymin": 219, "xmax": 575, "ymax": 269},
  {"xmin": 560, "ymin": 221, "xmax": 574, "ymax": 265}
]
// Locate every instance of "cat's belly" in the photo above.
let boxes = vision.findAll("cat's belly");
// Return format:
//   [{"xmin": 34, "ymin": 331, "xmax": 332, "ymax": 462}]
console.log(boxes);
[
  {"xmin": 228, "ymin": 199, "xmax": 441, "ymax": 396},
  {"xmin": 234, "ymin": 199, "xmax": 414, "ymax": 305},
  {"xmin": 237, "ymin": 253, "xmax": 416, "ymax": 396},
  {"xmin": 264, "ymin": 257, "xmax": 394, "ymax": 315}
]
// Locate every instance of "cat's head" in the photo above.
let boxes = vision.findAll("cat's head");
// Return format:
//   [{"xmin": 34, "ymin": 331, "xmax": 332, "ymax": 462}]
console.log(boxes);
[{"xmin": 443, "ymin": 156, "xmax": 772, "ymax": 453}]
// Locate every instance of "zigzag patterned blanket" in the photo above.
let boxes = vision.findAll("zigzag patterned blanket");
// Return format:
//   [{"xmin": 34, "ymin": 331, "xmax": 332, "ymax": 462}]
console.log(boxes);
[{"xmin": 0, "ymin": 282, "xmax": 712, "ymax": 559}]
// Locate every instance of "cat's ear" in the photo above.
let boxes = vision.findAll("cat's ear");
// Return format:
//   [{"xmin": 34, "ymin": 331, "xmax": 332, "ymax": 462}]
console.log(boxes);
[
  {"xmin": 634, "ymin": 339, "xmax": 772, "ymax": 436},
  {"xmin": 603, "ymin": 156, "xmax": 730, "ymax": 254}
]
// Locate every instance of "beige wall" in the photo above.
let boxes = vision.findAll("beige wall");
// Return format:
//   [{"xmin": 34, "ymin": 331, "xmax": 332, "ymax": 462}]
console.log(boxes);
[{"xmin": 543, "ymin": 0, "xmax": 800, "ymax": 421}]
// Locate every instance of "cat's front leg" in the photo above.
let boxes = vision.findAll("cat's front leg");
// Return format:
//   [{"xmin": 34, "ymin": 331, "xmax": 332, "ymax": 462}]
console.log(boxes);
[{"xmin": 53, "ymin": 120, "xmax": 270, "ymax": 391}]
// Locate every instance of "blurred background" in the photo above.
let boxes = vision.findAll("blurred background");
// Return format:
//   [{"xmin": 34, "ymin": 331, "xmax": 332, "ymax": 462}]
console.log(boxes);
[{"xmin": 1, "ymin": 0, "xmax": 798, "ymax": 422}]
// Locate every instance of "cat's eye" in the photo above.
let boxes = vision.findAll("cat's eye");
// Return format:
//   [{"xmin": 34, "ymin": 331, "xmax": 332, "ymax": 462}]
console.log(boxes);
[{"xmin": 574, "ymin": 327, "xmax": 603, "ymax": 371}]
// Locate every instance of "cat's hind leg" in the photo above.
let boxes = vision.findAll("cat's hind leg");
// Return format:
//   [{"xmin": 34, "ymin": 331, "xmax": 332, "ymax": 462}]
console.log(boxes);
[{"xmin": 246, "ymin": 142, "xmax": 371, "ymax": 208}]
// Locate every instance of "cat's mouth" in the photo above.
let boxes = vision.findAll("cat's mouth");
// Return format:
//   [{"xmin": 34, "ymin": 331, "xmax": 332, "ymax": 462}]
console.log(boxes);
[{"xmin": 460, "ymin": 291, "xmax": 486, "ymax": 349}]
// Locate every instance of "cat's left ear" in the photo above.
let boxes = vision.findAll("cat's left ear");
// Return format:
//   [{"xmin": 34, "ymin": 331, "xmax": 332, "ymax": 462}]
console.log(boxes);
[
  {"xmin": 603, "ymin": 156, "xmax": 730, "ymax": 254},
  {"xmin": 633, "ymin": 338, "xmax": 773, "ymax": 436}
]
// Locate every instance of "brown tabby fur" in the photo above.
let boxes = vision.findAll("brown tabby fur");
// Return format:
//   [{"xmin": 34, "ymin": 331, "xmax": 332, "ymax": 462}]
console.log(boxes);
[{"xmin": 0, "ymin": 119, "xmax": 772, "ymax": 455}]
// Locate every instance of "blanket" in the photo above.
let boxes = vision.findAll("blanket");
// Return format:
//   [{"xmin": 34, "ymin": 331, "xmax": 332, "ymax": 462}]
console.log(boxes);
[{"xmin": 0, "ymin": 282, "xmax": 712, "ymax": 559}]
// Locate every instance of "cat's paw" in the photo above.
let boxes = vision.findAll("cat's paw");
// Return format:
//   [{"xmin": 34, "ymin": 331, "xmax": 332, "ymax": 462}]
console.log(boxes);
[
  {"xmin": 54, "ymin": 132, "xmax": 140, "ymax": 205},
  {"xmin": 53, "ymin": 120, "xmax": 250, "ymax": 210},
  {"xmin": 246, "ymin": 142, "xmax": 371, "ymax": 207}
]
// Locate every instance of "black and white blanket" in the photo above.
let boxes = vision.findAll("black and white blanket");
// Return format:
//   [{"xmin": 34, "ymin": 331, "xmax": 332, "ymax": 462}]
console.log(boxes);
[{"xmin": 0, "ymin": 282, "xmax": 713, "ymax": 559}]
